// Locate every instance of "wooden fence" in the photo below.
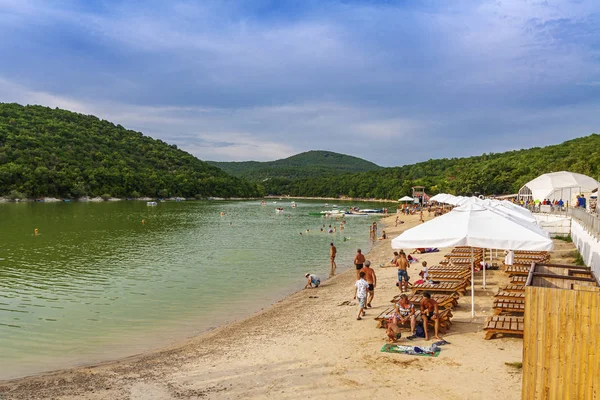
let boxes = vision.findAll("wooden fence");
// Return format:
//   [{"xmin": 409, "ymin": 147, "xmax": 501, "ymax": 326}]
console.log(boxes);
[{"xmin": 522, "ymin": 286, "xmax": 600, "ymax": 399}]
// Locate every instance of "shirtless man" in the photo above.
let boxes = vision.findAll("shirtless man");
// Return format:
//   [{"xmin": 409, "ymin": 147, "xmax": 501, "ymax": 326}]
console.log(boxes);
[
  {"xmin": 395, "ymin": 251, "xmax": 409, "ymax": 292},
  {"xmin": 361, "ymin": 260, "xmax": 376, "ymax": 308},
  {"xmin": 420, "ymin": 292, "xmax": 442, "ymax": 340},
  {"xmin": 329, "ymin": 242, "xmax": 337, "ymax": 276},
  {"xmin": 354, "ymin": 249, "xmax": 366, "ymax": 279}
]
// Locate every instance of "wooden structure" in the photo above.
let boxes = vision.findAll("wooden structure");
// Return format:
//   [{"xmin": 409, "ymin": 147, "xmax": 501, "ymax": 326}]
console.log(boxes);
[
  {"xmin": 411, "ymin": 280, "xmax": 467, "ymax": 296},
  {"xmin": 483, "ymin": 316, "xmax": 524, "ymax": 339},
  {"xmin": 521, "ymin": 263, "xmax": 600, "ymax": 399}
]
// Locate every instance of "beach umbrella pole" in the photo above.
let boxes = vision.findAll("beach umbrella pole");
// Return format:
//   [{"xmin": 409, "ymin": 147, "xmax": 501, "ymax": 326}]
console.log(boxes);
[{"xmin": 471, "ymin": 247, "xmax": 475, "ymax": 319}]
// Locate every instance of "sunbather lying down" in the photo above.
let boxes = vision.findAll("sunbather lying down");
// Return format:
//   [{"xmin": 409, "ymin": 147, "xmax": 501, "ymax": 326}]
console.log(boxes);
[{"xmin": 412, "ymin": 248, "xmax": 439, "ymax": 254}]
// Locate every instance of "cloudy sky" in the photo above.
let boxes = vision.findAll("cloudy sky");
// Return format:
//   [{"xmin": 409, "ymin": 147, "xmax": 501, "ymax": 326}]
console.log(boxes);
[{"xmin": 1, "ymin": 0, "xmax": 599, "ymax": 166}]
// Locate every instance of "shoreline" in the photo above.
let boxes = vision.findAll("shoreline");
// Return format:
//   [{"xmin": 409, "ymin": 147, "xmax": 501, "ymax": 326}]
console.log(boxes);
[
  {"xmin": 0, "ymin": 216, "xmax": 384, "ymax": 384},
  {"xmin": 2, "ymin": 211, "xmax": 573, "ymax": 399}
]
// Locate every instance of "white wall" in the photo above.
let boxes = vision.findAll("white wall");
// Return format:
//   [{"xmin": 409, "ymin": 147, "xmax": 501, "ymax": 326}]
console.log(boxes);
[{"xmin": 571, "ymin": 219, "xmax": 600, "ymax": 279}]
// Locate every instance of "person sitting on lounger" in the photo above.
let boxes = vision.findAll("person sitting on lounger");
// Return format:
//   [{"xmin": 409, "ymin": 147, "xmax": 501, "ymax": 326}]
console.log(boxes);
[
  {"xmin": 386, "ymin": 294, "xmax": 417, "ymax": 342},
  {"xmin": 420, "ymin": 292, "xmax": 442, "ymax": 340},
  {"xmin": 304, "ymin": 273, "xmax": 320, "ymax": 289}
]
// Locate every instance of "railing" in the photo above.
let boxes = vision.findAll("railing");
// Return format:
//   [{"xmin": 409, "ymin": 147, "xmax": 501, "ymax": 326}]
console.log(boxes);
[{"xmin": 530, "ymin": 205, "xmax": 600, "ymax": 239}]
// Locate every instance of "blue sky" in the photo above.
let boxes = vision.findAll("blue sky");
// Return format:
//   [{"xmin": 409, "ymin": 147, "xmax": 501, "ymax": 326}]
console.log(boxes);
[{"xmin": 1, "ymin": 0, "xmax": 599, "ymax": 166}]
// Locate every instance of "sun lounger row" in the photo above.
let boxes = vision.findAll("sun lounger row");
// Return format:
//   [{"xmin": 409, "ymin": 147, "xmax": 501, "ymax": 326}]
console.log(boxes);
[{"xmin": 500, "ymin": 284, "xmax": 524, "ymax": 293}]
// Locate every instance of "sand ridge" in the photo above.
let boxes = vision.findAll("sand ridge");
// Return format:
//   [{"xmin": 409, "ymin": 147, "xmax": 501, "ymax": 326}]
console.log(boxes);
[{"xmin": 0, "ymin": 210, "xmax": 575, "ymax": 399}]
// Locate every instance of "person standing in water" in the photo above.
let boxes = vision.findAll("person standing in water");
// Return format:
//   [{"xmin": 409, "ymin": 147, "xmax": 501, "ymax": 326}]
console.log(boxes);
[{"xmin": 329, "ymin": 242, "xmax": 337, "ymax": 276}]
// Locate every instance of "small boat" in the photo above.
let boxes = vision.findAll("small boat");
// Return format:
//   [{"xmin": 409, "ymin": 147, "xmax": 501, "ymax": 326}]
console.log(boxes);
[
  {"xmin": 344, "ymin": 212, "xmax": 368, "ymax": 216},
  {"xmin": 147, "ymin": 201, "xmax": 158, "ymax": 206},
  {"xmin": 332, "ymin": 204, "xmax": 338, "ymax": 208},
  {"xmin": 360, "ymin": 209, "xmax": 384, "ymax": 214}
]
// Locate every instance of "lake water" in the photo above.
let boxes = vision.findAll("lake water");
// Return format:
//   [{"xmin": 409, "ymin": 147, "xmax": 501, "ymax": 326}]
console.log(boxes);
[{"xmin": 0, "ymin": 200, "xmax": 387, "ymax": 379}]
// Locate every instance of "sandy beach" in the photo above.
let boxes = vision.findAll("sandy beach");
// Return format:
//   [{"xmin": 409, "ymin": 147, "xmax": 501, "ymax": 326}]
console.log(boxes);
[{"xmin": 0, "ymin": 211, "xmax": 577, "ymax": 400}]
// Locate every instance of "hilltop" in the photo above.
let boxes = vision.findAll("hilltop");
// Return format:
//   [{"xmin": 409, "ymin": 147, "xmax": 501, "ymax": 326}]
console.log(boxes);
[
  {"xmin": 258, "ymin": 134, "xmax": 600, "ymax": 199},
  {"xmin": 208, "ymin": 150, "xmax": 381, "ymax": 181},
  {"xmin": 0, "ymin": 103, "xmax": 261, "ymax": 199}
]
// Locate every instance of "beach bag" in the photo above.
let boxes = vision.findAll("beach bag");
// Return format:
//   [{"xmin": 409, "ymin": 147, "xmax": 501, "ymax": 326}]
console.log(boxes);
[{"xmin": 415, "ymin": 322, "xmax": 426, "ymax": 338}]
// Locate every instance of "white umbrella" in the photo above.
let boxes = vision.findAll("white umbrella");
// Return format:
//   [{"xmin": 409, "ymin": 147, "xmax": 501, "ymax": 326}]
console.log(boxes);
[
  {"xmin": 398, "ymin": 196, "xmax": 414, "ymax": 202},
  {"xmin": 391, "ymin": 203, "xmax": 553, "ymax": 317}
]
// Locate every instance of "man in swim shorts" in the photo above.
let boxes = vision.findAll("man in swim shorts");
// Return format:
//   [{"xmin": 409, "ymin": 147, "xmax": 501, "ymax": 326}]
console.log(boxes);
[
  {"xmin": 396, "ymin": 251, "xmax": 409, "ymax": 292},
  {"xmin": 420, "ymin": 292, "xmax": 441, "ymax": 340},
  {"xmin": 361, "ymin": 260, "xmax": 376, "ymax": 308},
  {"xmin": 354, "ymin": 249, "xmax": 365, "ymax": 279}
]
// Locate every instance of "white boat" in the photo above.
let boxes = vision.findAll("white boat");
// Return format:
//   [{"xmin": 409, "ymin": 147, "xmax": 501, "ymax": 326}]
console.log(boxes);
[{"xmin": 146, "ymin": 201, "xmax": 158, "ymax": 206}]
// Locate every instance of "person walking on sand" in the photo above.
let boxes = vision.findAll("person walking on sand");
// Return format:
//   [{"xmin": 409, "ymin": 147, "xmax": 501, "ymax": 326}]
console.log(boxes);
[
  {"xmin": 304, "ymin": 273, "xmax": 320, "ymax": 289},
  {"xmin": 396, "ymin": 251, "xmax": 409, "ymax": 292},
  {"xmin": 420, "ymin": 292, "xmax": 442, "ymax": 340},
  {"xmin": 329, "ymin": 242, "xmax": 337, "ymax": 276},
  {"xmin": 354, "ymin": 249, "xmax": 366, "ymax": 279},
  {"xmin": 361, "ymin": 261, "xmax": 377, "ymax": 308},
  {"xmin": 353, "ymin": 271, "xmax": 369, "ymax": 320}
]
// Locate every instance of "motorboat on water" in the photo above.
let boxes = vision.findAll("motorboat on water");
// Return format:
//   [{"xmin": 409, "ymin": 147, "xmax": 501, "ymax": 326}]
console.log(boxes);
[
  {"xmin": 344, "ymin": 211, "xmax": 368, "ymax": 216},
  {"xmin": 147, "ymin": 201, "xmax": 158, "ymax": 206}
]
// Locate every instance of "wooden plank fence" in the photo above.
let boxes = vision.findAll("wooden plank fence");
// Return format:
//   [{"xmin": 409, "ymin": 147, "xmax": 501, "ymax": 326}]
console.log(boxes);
[{"xmin": 522, "ymin": 286, "xmax": 600, "ymax": 399}]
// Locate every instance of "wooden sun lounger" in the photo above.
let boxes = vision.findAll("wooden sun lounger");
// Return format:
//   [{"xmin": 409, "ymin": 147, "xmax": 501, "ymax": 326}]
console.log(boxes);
[
  {"xmin": 429, "ymin": 265, "xmax": 470, "ymax": 273},
  {"xmin": 505, "ymin": 265, "xmax": 530, "ymax": 276},
  {"xmin": 494, "ymin": 291, "xmax": 525, "ymax": 301},
  {"xmin": 511, "ymin": 275, "xmax": 527, "ymax": 284},
  {"xmin": 500, "ymin": 284, "xmax": 524, "ymax": 293},
  {"xmin": 514, "ymin": 251, "xmax": 548, "ymax": 256},
  {"xmin": 390, "ymin": 293, "xmax": 458, "ymax": 309},
  {"xmin": 412, "ymin": 280, "xmax": 467, "ymax": 296},
  {"xmin": 493, "ymin": 299, "xmax": 525, "ymax": 315},
  {"xmin": 427, "ymin": 272, "xmax": 471, "ymax": 282},
  {"xmin": 484, "ymin": 316, "xmax": 524, "ymax": 339}
]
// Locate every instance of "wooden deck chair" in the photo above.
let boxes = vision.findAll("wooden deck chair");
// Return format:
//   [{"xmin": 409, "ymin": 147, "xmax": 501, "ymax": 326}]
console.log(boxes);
[
  {"xmin": 483, "ymin": 316, "xmax": 524, "ymax": 339},
  {"xmin": 492, "ymin": 299, "xmax": 525, "ymax": 315}
]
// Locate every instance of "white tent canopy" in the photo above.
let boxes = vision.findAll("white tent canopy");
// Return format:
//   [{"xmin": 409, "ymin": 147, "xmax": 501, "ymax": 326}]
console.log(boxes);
[
  {"xmin": 391, "ymin": 203, "xmax": 553, "ymax": 317},
  {"xmin": 518, "ymin": 171, "xmax": 599, "ymax": 202},
  {"xmin": 398, "ymin": 196, "xmax": 414, "ymax": 202}
]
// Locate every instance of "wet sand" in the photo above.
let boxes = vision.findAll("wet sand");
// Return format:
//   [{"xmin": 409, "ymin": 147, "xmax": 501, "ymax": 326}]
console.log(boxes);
[{"xmin": 0, "ymin": 211, "xmax": 577, "ymax": 399}]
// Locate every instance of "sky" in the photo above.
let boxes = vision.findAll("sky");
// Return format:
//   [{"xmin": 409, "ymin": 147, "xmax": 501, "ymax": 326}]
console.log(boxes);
[{"xmin": 0, "ymin": 0, "xmax": 599, "ymax": 166}]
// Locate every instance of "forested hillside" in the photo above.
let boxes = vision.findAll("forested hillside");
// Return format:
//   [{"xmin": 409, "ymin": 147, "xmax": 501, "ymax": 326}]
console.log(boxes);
[
  {"xmin": 260, "ymin": 134, "xmax": 600, "ymax": 199},
  {"xmin": 0, "ymin": 103, "xmax": 261, "ymax": 199},
  {"xmin": 208, "ymin": 150, "xmax": 381, "ymax": 180}
]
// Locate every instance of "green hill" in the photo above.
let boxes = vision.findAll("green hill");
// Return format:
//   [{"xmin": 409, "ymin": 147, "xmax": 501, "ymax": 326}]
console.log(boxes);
[
  {"xmin": 208, "ymin": 150, "xmax": 381, "ymax": 181},
  {"xmin": 258, "ymin": 134, "xmax": 600, "ymax": 199},
  {"xmin": 0, "ymin": 103, "xmax": 261, "ymax": 199}
]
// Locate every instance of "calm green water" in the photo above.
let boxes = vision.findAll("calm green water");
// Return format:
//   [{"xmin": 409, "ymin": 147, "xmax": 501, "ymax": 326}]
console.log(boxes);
[{"xmin": 0, "ymin": 200, "xmax": 385, "ymax": 379}]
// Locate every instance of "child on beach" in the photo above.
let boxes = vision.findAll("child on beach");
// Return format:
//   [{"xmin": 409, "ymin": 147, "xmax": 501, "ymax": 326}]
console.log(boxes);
[{"xmin": 354, "ymin": 271, "xmax": 369, "ymax": 320}]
